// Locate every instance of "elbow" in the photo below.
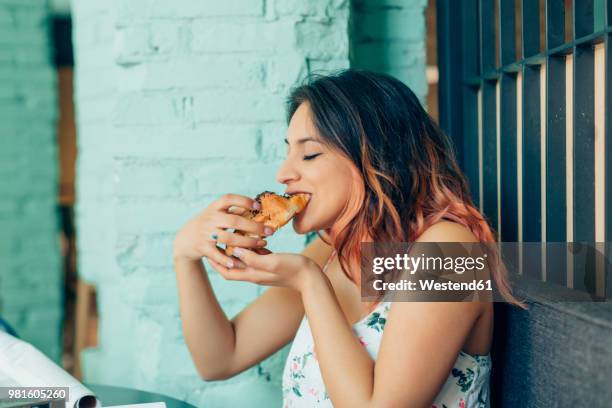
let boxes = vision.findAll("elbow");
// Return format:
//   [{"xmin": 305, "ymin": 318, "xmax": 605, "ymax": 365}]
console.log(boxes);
[
  {"xmin": 196, "ymin": 365, "xmax": 232, "ymax": 382},
  {"xmin": 193, "ymin": 356, "xmax": 236, "ymax": 381}
]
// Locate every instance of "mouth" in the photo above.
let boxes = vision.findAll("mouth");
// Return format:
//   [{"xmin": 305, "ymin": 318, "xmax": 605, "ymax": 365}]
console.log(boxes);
[{"xmin": 285, "ymin": 191, "xmax": 312, "ymax": 218}]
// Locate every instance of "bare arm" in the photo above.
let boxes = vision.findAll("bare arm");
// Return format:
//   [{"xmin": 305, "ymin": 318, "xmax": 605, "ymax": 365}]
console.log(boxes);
[
  {"xmin": 300, "ymin": 221, "xmax": 484, "ymax": 407},
  {"xmin": 175, "ymin": 221, "xmax": 333, "ymax": 381}
]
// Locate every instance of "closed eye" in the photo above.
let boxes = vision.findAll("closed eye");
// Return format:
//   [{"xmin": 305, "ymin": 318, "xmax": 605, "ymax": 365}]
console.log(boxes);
[{"xmin": 303, "ymin": 153, "xmax": 322, "ymax": 161}]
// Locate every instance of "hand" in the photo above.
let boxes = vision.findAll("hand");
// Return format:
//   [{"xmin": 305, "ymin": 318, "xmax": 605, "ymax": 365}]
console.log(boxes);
[
  {"xmin": 211, "ymin": 247, "xmax": 322, "ymax": 292},
  {"xmin": 172, "ymin": 194, "xmax": 274, "ymax": 269}
]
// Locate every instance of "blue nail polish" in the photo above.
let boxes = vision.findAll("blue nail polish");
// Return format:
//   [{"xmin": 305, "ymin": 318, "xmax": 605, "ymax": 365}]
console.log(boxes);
[{"xmin": 211, "ymin": 233, "xmax": 218, "ymax": 240}]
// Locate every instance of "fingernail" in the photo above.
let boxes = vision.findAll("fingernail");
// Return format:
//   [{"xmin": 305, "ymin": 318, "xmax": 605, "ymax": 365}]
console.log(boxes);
[
  {"xmin": 264, "ymin": 227, "xmax": 273, "ymax": 235},
  {"xmin": 233, "ymin": 248, "xmax": 244, "ymax": 257},
  {"xmin": 257, "ymin": 240, "xmax": 267, "ymax": 246},
  {"xmin": 252, "ymin": 201, "xmax": 261, "ymax": 210},
  {"xmin": 226, "ymin": 260, "xmax": 234, "ymax": 268}
]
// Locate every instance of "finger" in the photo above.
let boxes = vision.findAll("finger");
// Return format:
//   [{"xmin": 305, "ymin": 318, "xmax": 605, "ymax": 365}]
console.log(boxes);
[
  {"xmin": 224, "ymin": 267, "xmax": 277, "ymax": 284},
  {"xmin": 209, "ymin": 256, "xmax": 248, "ymax": 275},
  {"xmin": 254, "ymin": 248, "xmax": 273, "ymax": 255},
  {"xmin": 208, "ymin": 258, "xmax": 229, "ymax": 274},
  {"xmin": 232, "ymin": 247, "xmax": 272, "ymax": 270},
  {"xmin": 227, "ymin": 205, "xmax": 249, "ymax": 215},
  {"xmin": 214, "ymin": 194, "xmax": 260, "ymax": 212},
  {"xmin": 219, "ymin": 214, "xmax": 274, "ymax": 237},
  {"xmin": 212, "ymin": 228, "xmax": 267, "ymax": 248},
  {"xmin": 205, "ymin": 245, "xmax": 246, "ymax": 269}
]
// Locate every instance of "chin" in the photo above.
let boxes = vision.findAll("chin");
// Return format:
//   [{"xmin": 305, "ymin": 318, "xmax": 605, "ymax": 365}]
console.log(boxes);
[
  {"xmin": 292, "ymin": 217, "xmax": 312, "ymax": 235},
  {"xmin": 292, "ymin": 211, "xmax": 333, "ymax": 235}
]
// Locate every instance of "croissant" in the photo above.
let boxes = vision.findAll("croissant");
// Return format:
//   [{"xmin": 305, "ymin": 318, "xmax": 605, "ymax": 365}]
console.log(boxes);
[{"xmin": 225, "ymin": 191, "xmax": 310, "ymax": 257}]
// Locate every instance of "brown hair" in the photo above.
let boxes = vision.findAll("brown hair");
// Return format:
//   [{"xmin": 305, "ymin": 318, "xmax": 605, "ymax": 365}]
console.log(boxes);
[{"xmin": 287, "ymin": 69, "xmax": 527, "ymax": 310}]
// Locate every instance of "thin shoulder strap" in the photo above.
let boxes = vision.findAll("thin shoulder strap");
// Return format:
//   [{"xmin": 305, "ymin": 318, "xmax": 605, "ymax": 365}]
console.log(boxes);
[{"xmin": 322, "ymin": 249, "xmax": 337, "ymax": 272}]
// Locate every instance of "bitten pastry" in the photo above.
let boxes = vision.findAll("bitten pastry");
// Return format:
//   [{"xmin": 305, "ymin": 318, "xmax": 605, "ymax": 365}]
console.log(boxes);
[{"xmin": 225, "ymin": 191, "xmax": 310, "ymax": 257}]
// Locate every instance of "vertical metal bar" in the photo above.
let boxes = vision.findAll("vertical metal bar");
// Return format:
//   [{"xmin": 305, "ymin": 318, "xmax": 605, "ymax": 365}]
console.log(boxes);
[
  {"xmin": 437, "ymin": 0, "xmax": 464, "ymax": 168},
  {"xmin": 605, "ymin": 6, "xmax": 612, "ymax": 232},
  {"xmin": 464, "ymin": 0, "xmax": 480, "ymax": 78},
  {"xmin": 500, "ymin": 73, "xmax": 519, "ymax": 242},
  {"xmin": 522, "ymin": 64, "xmax": 542, "ymax": 279},
  {"xmin": 605, "ymin": 1, "xmax": 612, "ymax": 298},
  {"xmin": 464, "ymin": 87, "xmax": 481, "ymax": 209},
  {"xmin": 482, "ymin": 80, "xmax": 499, "ymax": 231},
  {"xmin": 476, "ymin": 0, "xmax": 495, "ymax": 226},
  {"xmin": 546, "ymin": 0, "xmax": 565, "ymax": 49},
  {"xmin": 462, "ymin": 0, "xmax": 481, "ymax": 207},
  {"xmin": 574, "ymin": 0, "xmax": 595, "ymax": 39},
  {"xmin": 500, "ymin": 0, "xmax": 517, "ymax": 65},
  {"xmin": 545, "ymin": 55, "xmax": 567, "ymax": 285},
  {"xmin": 522, "ymin": 0, "xmax": 540, "ymax": 58},
  {"xmin": 480, "ymin": 0, "xmax": 496, "ymax": 73},
  {"xmin": 573, "ymin": 44, "xmax": 596, "ymax": 291}
]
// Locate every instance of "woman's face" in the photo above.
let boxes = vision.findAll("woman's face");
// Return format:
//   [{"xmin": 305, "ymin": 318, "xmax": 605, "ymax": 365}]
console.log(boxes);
[{"xmin": 276, "ymin": 102, "xmax": 355, "ymax": 234}]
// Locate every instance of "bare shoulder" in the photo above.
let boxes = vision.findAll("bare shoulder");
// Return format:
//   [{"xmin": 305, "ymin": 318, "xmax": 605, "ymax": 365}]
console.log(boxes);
[
  {"xmin": 412, "ymin": 219, "xmax": 487, "ymax": 318},
  {"xmin": 416, "ymin": 220, "xmax": 479, "ymax": 243}
]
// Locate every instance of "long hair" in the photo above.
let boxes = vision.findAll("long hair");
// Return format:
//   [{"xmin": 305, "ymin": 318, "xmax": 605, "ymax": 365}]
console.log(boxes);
[{"xmin": 286, "ymin": 69, "xmax": 526, "ymax": 310}]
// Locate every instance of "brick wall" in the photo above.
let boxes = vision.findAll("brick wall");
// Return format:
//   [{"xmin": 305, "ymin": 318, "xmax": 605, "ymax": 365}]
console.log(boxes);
[
  {"xmin": 350, "ymin": 0, "xmax": 428, "ymax": 102},
  {"xmin": 71, "ymin": 1, "xmax": 349, "ymax": 406},
  {"xmin": 0, "ymin": 0, "xmax": 61, "ymax": 362}
]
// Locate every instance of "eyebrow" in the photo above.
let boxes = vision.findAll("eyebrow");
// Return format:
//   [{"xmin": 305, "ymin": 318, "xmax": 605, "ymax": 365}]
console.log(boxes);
[{"xmin": 284, "ymin": 137, "xmax": 321, "ymax": 145}]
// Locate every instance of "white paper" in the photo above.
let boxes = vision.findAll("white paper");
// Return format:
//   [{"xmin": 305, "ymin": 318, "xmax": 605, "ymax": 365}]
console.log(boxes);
[{"xmin": 0, "ymin": 331, "xmax": 100, "ymax": 408}]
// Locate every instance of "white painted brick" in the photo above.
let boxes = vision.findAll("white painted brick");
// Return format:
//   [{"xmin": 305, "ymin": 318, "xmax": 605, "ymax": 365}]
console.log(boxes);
[
  {"xmin": 113, "ymin": 159, "xmax": 183, "ymax": 198},
  {"xmin": 116, "ymin": 233, "xmax": 175, "ymax": 269},
  {"xmin": 112, "ymin": 91, "xmax": 195, "ymax": 126},
  {"xmin": 112, "ymin": 124, "xmax": 260, "ymax": 159},
  {"xmin": 263, "ymin": 54, "xmax": 308, "ymax": 93},
  {"xmin": 72, "ymin": 14, "xmax": 113, "ymax": 49},
  {"xmin": 119, "ymin": 273, "xmax": 179, "ymax": 305},
  {"xmin": 274, "ymin": 0, "xmax": 331, "ymax": 18},
  {"xmin": 258, "ymin": 121, "xmax": 288, "ymax": 163},
  {"xmin": 114, "ymin": 0, "xmax": 264, "ymax": 22},
  {"xmin": 192, "ymin": 89, "xmax": 286, "ymax": 122},
  {"xmin": 307, "ymin": 57, "xmax": 350, "ymax": 74},
  {"xmin": 114, "ymin": 201, "xmax": 202, "ymax": 234},
  {"xmin": 295, "ymin": 18, "xmax": 349, "ymax": 60},
  {"xmin": 191, "ymin": 19, "xmax": 295, "ymax": 53},
  {"xmin": 195, "ymin": 162, "xmax": 285, "ymax": 196},
  {"xmin": 115, "ymin": 55, "xmax": 266, "ymax": 91},
  {"xmin": 71, "ymin": 0, "xmax": 354, "ymax": 399},
  {"xmin": 114, "ymin": 25, "xmax": 161, "ymax": 63}
]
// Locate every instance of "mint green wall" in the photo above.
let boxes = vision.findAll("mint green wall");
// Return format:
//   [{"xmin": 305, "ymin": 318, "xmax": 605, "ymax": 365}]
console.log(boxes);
[
  {"xmin": 350, "ymin": 0, "xmax": 428, "ymax": 102},
  {"xmin": 0, "ymin": 0, "xmax": 62, "ymax": 362},
  {"xmin": 71, "ymin": 0, "xmax": 426, "ymax": 406},
  {"xmin": 71, "ymin": 1, "xmax": 349, "ymax": 406}
]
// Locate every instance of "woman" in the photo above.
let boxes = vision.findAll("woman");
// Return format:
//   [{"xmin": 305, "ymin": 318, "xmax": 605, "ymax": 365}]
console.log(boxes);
[{"xmin": 173, "ymin": 69, "xmax": 525, "ymax": 407}]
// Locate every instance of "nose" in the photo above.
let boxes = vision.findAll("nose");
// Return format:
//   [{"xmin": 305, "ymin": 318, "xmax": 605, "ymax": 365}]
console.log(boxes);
[{"xmin": 276, "ymin": 156, "xmax": 300, "ymax": 185}]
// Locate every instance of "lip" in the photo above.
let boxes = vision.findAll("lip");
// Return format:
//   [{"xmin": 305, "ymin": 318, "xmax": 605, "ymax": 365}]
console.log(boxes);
[
  {"xmin": 285, "ymin": 191, "xmax": 312, "ymax": 219},
  {"xmin": 285, "ymin": 190, "xmax": 311, "ymax": 196}
]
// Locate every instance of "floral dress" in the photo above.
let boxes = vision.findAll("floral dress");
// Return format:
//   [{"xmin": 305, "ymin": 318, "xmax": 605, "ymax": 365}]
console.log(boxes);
[{"xmin": 281, "ymin": 252, "xmax": 492, "ymax": 408}]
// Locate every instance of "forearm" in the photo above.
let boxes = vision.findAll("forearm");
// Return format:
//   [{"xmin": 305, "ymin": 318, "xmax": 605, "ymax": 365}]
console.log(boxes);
[
  {"xmin": 174, "ymin": 256, "xmax": 235, "ymax": 378},
  {"xmin": 301, "ymin": 273, "xmax": 375, "ymax": 407}
]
